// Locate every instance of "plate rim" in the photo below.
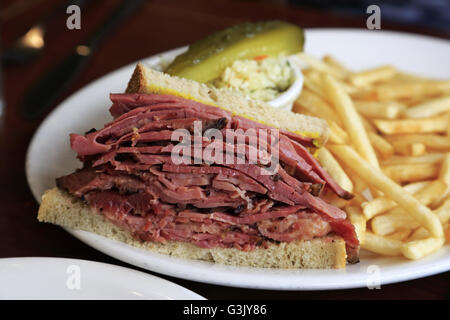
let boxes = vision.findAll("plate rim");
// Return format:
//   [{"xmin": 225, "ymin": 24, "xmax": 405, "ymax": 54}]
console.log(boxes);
[
  {"xmin": 25, "ymin": 28, "xmax": 450, "ymax": 291},
  {"xmin": 0, "ymin": 256, "xmax": 205, "ymax": 299}
]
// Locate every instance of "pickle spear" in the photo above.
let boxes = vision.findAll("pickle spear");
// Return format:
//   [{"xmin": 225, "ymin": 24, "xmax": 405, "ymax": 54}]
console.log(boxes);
[{"xmin": 165, "ymin": 20, "xmax": 304, "ymax": 83}]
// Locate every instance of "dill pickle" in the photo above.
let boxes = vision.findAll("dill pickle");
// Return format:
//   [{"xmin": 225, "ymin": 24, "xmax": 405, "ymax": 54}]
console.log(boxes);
[{"xmin": 165, "ymin": 20, "xmax": 304, "ymax": 83}]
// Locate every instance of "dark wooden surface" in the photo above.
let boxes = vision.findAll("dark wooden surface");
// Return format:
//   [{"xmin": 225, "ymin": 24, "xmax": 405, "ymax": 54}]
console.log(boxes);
[{"xmin": 0, "ymin": 0, "xmax": 449, "ymax": 299}]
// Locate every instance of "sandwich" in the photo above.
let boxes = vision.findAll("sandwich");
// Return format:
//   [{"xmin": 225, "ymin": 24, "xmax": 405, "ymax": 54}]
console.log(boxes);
[{"xmin": 38, "ymin": 63, "xmax": 359, "ymax": 269}]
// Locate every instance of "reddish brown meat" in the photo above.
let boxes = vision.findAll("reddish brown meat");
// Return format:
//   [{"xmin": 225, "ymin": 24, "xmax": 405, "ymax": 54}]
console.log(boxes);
[{"xmin": 59, "ymin": 93, "xmax": 359, "ymax": 262}]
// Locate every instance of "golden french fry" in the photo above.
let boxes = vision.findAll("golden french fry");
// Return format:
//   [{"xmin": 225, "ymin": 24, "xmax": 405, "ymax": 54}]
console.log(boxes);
[
  {"xmin": 341, "ymin": 164, "xmax": 368, "ymax": 195},
  {"xmin": 322, "ymin": 55, "xmax": 350, "ymax": 76},
  {"xmin": 308, "ymin": 68, "xmax": 356, "ymax": 94},
  {"xmin": 401, "ymin": 238, "xmax": 444, "ymax": 260},
  {"xmin": 371, "ymin": 211, "xmax": 420, "ymax": 236},
  {"xmin": 318, "ymin": 148, "xmax": 353, "ymax": 193},
  {"xmin": 368, "ymin": 132, "xmax": 394, "ymax": 159},
  {"xmin": 409, "ymin": 227, "xmax": 430, "ymax": 241},
  {"xmin": 362, "ymin": 195, "xmax": 397, "ymax": 220},
  {"xmin": 337, "ymin": 80, "xmax": 358, "ymax": 95},
  {"xmin": 432, "ymin": 153, "xmax": 450, "ymax": 208},
  {"xmin": 346, "ymin": 205, "xmax": 366, "ymax": 243},
  {"xmin": 394, "ymin": 72, "xmax": 434, "ymax": 83},
  {"xmin": 361, "ymin": 232, "xmax": 402, "ymax": 256},
  {"xmin": 445, "ymin": 224, "xmax": 450, "ymax": 243},
  {"xmin": 329, "ymin": 145, "xmax": 443, "ymax": 238},
  {"xmin": 350, "ymin": 193, "xmax": 367, "ymax": 206},
  {"xmin": 435, "ymin": 196, "xmax": 450, "ymax": 224},
  {"xmin": 323, "ymin": 74, "xmax": 380, "ymax": 169},
  {"xmin": 402, "ymin": 180, "xmax": 434, "ymax": 194},
  {"xmin": 294, "ymin": 89, "xmax": 342, "ymax": 125},
  {"xmin": 349, "ymin": 66, "xmax": 397, "ymax": 87},
  {"xmin": 374, "ymin": 81, "xmax": 450, "ymax": 101},
  {"xmin": 297, "ymin": 53, "xmax": 346, "ymax": 79},
  {"xmin": 438, "ymin": 152, "xmax": 450, "ymax": 182},
  {"xmin": 360, "ymin": 115, "xmax": 377, "ymax": 133},
  {"xmin": 404, "ymin": 96, "xmax": 450, "ymax": 118},
  {"xmin": 400, "ymin": 96, "xmax": 430, "ymax": 107},
  {"xmin": 350, "ymin": 88, "xmax": 378, "ymax": 101},
  {"xmin": 407, "ymin": 196, "xmax": 450, "ymax": 241},
  {"xmin": 354, "ymin": 101, "xmax": 404, "ymax": 119},
  {"xmin": 387, "ymin": 228, "xmax": 412, "ymax": 241},
  {"xmin": 328, "ymin": 121, "xmax": 350, "ymax": 145},
  {"xmin": 411, "ymin": 143, "xmax": 426, "ymax": 156},
  {"xmin": 382, "ymin": 163, "xmax": 440, "ymax": 183},
  {"xmin": 302, "ymin": 74, "xmax": 328, "ymax": 100},
  {"xmin": 362, "ymin": 181, "xmax": 431, "ymax": 220},
  {"xmin": 381, "ymin": 153, "xmax": 445, "ymax": 166},
  {"xmin": 394, "ymin": 143, "xmax": 426, "ymax": 156},
  {"xmin": 374, "ymin": 116, "xmax": 449, "ymax": 134},
  {"xmin": 385, "ymin": 134, "xmax": 450, "ymax": 151},
  {"xmin": 413, "ymin": 180, "xmax": 448, "ymax": 206},
  {"xmin": 370, "ymin": 180, "xmax": 447, "ymax": 235}
]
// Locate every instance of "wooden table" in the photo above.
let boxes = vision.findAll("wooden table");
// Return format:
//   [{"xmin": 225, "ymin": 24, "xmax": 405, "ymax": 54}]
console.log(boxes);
[{"xmin": 1, "ymin": 0, "xmax": 448, "ymax": 299}]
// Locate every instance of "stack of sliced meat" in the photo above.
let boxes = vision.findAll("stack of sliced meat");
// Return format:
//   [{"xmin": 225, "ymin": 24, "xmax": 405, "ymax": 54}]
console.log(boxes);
[{"xmin": 57, "ymin": 93, "xmax": 359, "ymax": 261}]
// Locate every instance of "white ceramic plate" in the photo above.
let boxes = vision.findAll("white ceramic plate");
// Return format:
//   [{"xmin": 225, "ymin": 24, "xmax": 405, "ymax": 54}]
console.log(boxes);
[
  {"xmin": 26, "ymin": 29, "xmax": 450, "ymax": 290},
  {"xmin": 0, "ymin": 257, "xmax": 204, "ymax": 299}
]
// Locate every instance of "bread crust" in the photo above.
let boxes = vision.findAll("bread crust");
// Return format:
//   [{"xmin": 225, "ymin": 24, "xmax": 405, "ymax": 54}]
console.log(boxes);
[
  {"xmin": 126, "ymin": 63, "xmax": 329, "ymax": 147},
  {"xmin": 38, "ymin": 188, "xmax": 347, "ymax": 269}
]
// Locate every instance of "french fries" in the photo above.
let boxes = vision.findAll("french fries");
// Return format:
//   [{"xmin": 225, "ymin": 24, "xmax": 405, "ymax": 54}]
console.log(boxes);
[
  {"xmin": 385, "ymin": 134, "xmax": 450, "ymax": 151},
  {"xmin": 328, "ymin": 121, "xmax": 350, "ymax": 145},
  {"xmin": 354, "ymin": 101, "xmax": 404, "ymax": 119},
  {"xmin": 318, "ymin": 148, "xmax": 353, "ymax": 193},
  {"xmin": 323, "ymin": 74, "xmax": 380, "ymax": 169},
  {"xmin": 407, "ymin": 197, "xmax": 450, "ymax": 241},
  {"xmin": 393, "ymin": 142, "xmax": 426, "ymax": 157},
  {"xmin": 401, "ymin": 238, "xmax": 445, "ymax": 260},
  {"xmin": 371, "ymin": 210, "xmax": 420, "ymax": 236},
  {"xmin": 329, "ymin": 145, "xmax": 443, "ymax": 238},
  {"xmin": 349, "ymin": 65, "xmax": 397, "ymax": 87},
  {"xmin": 368, "ymin": 132, "xmax": 394, "ymax": 159},
  {"xmin": 435, "ymin": 196, "xmax": 450, "ymax": 224},
  {"xmin": 381, "ymin": 153, "xmax": 445, "ymax": 166},
  {"xmin": 346, "ymin": 205, "xmax": 366, "ymax": 243},
  {"xmin": 322, "ymin": 55, "xmax": 350, "ymax": 76},
  {"xmin": 404, "ymin": 96, "xmax": 450, "ymax": 118},
  {"xmin": 361, "ymin": 232, "xmax": 402, "ymax": 256},
  {"xmin": 374, "ymin": 115, "xmax": 449, "ymax": 134},
  {"xmin": 295, "ymin": 55, "xmax": 449, "ymax": 260},
  {"xmin": 293, "ymin": 89, "xmax": 341, "ymax": 124},
  {"xmin": 362, "ymin": 181, "xmax": 431, "ymax": 220},
  {"xmin": 382, "ymin": 163, "xmax": 440, "ymax": 183},
  {"xmin": 374, "ymin": 81, "xmax": 450, "ymax": 101},
  {"xmin": 297, "ymin": 53, "xmax": 346, "ymax": 79},
  {"xmin": 387, "ymin": 228, "xmax": 412, "ymax": 241}
]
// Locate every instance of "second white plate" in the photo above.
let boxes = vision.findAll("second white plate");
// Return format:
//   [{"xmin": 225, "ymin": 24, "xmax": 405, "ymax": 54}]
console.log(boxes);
[{"xmin": 0, "ymin": 257, "xmax": 204, "ymax": 299}]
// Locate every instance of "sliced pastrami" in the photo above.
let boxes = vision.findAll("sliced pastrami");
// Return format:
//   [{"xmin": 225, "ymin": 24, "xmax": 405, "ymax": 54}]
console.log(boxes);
[{"xmin": 59, "ymin": 93, "xmax": 359, "ymax": 260}]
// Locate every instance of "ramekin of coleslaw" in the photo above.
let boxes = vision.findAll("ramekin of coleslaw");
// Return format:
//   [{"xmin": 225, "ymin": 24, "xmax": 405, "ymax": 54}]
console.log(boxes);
[{"xmin": 211, "ymin": 55, "xmax": 303, "ymax": 111}]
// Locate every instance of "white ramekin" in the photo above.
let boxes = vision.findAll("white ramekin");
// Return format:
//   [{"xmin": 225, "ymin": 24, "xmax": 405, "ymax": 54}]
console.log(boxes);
[{"xmin": 267, "ymin": 58, "xmax": 303, "ymax": 112}]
